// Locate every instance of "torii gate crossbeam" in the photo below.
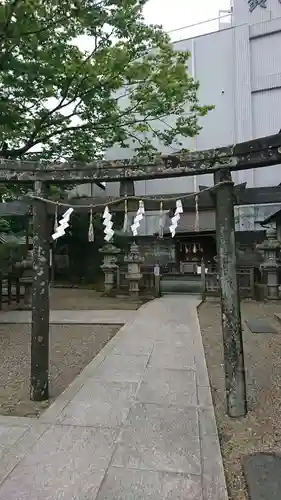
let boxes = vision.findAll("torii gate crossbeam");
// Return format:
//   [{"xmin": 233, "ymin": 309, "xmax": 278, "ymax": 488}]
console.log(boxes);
[{"xmin": 0, "ymin": 133, "xmax": 280, "ymax": 183}]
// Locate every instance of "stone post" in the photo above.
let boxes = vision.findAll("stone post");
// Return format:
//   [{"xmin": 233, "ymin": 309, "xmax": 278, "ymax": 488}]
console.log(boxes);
[
  {"xmin": 154, "ymin": 263, "xmax": 161, "ymax": 298},
  {"xmin": 214, "ymin": 169, "xmax": 247, "ymax": 418},
  {"xmin": 257, "ymin": 227, "xmax": 281, "ymax": 300},
  {"xmin": 124, "ymin": 242, "xmax": 144, "ymax": 298},
  {"xmin": 201, "ymin": 258, "xmax": 206, "ymax": 293},
  {"xmin": 99, "ymin": 244, "xmax": 120, "ymax": 294}
]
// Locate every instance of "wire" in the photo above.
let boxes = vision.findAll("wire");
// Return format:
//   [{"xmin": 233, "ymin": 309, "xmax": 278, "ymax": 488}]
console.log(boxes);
[
  {"xmin": 167, "ymin": 12, "xmax": 232, "ymax": 35},
  {"xmin": 26, "ymin": 181, "xmax": 231, "ymax": 209}
]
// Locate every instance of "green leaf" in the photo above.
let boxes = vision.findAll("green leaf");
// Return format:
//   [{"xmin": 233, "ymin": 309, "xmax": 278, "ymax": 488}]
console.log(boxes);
[{"xmin": 0, "ymin": 0, "xmax": 213, "ymax": 163}]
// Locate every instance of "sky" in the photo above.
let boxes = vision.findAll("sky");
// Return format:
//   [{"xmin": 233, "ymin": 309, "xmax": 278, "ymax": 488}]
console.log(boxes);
[
  {"xmin": 77, "ymin": 0, "xmax": 232, "ymax": 54},
  {"xmin": 143, "ymin": 0, "xmax": 232, "ymax": 40}
]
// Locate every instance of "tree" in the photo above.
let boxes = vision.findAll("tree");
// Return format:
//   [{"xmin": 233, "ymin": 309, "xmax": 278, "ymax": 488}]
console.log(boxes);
[{"xmin": 0, "ymin": 0, "xmax": 213, "ymax": 163}]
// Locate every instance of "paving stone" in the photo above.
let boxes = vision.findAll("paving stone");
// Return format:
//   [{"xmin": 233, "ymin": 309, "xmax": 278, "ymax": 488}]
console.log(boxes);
[
  {"xmin": 197, "ymin": 386, "xmax": 213, "ymax": 407},
  {"xmin": 201, "ymin": 434, "xmax": 228, "ymax": 500},
  {"xmin": 137, "ymin": 368, "xmax": 197, "ymax": 407},
  {"xmin": 146, "ymin": 337, "xmax": 184, "ymax": 349},
  {"xmin": 128, "ymin": 322, "xmax": 192, "ymax": 343},
  {"xmin": 93, "ymin": 354, "xmax": 149, "ymax": 383},
  {"xmin": 0, "ymin": 416, "xmax": 35, "ymax": 427},
  {"xmin": 121, "ymin": 327, "xmax": 169, "ymax": 342},
  {"xmin": 148, "ymin": 344, "xmax": 196, "ymax": 370},
  {"xmin": 155, "ymin": 331, "xmax": 194, "ymax": 348},
  {"xmin": 0, "ymin": 464, "xmax": 105, "ymax": 500},
  {"xmin": 196, "ymin": 362, "xmax": 211, "ymax": 387},
  {"xmin": 158, "ymin": 324, "xmax": 192, "ymax": 336},
  {"xmin": 96, "ymin": 467, "xmax": 203, "ymax": 500},
  {"xmin": 198, "ymin": 408, "xmax": 218, "ymax": 437},
  {"xmin": 112, "ymin": 336, "xmax": 155, "ymax": 355},
  {"xmin": 59, "ymin": 380, "xmax": 138, "ymax": 427},
  {"xmin": 244, "ymin": 453, "xmax": 281, "ymax": 500},
  {"xmin": 0, "ymin": 426, "xmax": 28, "ymax": 459},
  {"xmin": 245, "ymin": 319, "xmax": 278, "ymax": 334},
  {"xmin": 0, "ymin": 424, "xmax": 49, "ymax": 485},
  {"xmin": 0, "ymin": 426, "xmax": 117, "ymax": 499},
  {"xmin": 20, "ymin": 425, "xmax": 117, "ymax": 468},
  {"xmin": 112, "ymin": 403, "xmax": 201, "ymax": 475}
]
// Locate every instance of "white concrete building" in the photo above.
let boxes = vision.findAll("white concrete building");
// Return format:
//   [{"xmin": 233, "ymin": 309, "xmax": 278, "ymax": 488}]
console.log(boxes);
[{"xmin": 74, "ymin": 0, "xmax": 281, "ymax": 230}]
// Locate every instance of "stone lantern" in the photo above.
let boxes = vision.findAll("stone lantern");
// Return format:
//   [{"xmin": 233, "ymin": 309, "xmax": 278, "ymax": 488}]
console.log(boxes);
[
  {"xmin": 99, "ymin": 244, "xmax": 120, "ymax": 294},
  {"xmin": 14, "ymin": 249, "xmax": 33, "ymax": 308},
  {"xmin": 124, "ymin": 242, "xmax": 144, "ymax": 298},
  {"xmin": 257, "ymin": 227, "xmax": 281, "ymax": 300}
]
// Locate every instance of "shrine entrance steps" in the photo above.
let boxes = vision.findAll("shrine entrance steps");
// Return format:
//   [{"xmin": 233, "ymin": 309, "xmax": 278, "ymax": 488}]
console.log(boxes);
[{"xmin": 160, "ymin": 273, "xmax": 203, "ymax": 295}]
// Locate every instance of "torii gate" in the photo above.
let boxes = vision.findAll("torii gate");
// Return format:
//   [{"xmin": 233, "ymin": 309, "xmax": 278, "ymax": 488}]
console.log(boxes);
[{"xmin": 1, "ymin": 132, "xmax": 281, "ymax": 417}]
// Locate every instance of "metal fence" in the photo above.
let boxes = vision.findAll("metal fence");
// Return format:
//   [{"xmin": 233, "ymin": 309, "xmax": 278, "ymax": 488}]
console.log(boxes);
[{"xmin": 115, "ymin": 263, "xmax": 259, "ymax": 299}]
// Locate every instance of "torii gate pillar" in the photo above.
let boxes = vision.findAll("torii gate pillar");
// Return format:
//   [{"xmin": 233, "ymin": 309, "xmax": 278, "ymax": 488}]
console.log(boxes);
[
  {"xmin": 30, "ymin": 181, "xmax": 50, "ymax": 401},
  {"xmin": 214, "ymin": 169, "xmax": 247, "ymax": 418}
]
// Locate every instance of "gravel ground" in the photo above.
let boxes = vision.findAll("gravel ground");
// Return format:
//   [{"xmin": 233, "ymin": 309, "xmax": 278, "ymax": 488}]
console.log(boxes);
[
  {"xmin": 0, "ymin": 323, "xmax": 119, "ymax": 417},
  {"xmin": 198, "ymin": 299, "xmax": 281, "ymax": 500},
  {"xmin": 3, "ymin": 287, "xmax": 141, "ymax": 311},
  {"xmin": 0, "ymin": 288, "xmax": 138, "ymax": 418},
  {"xmin": 49, "ymin": 288, "xmax": 141, "ymax": 310}
]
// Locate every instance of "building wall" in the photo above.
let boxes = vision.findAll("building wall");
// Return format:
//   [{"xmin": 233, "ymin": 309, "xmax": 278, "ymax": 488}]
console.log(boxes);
[
  {"xmin": 233, "ymin": 0, "xmax": 281, "ymax": 26},
  {"xmin": 74, "ymin": 0, "xmax": 281, "ymax": 216},
  {"xmin": 235, "ymin": 203, "xmax": 281, "ymax": 231},
  {"xmin": 104, "ymin": 27, "xmax": 236, "ymax": 196}
]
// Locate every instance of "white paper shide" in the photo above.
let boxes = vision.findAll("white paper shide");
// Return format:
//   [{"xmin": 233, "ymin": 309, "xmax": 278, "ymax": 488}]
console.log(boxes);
[
  {"xmin": 169, "ymin": 200, "xmax": 183, "ymax": 238},
  {"xmin": 131, "ymin": 200, "xmax": 145, "ymax": 236}
]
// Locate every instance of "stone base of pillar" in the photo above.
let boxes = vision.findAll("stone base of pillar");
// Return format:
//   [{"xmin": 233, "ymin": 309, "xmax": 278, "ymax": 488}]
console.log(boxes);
[
  {"xmin": 124, "ymin": 243, "xmax": 144, "ymax": 298},
  {"xmin": 103, "ymin": 272, "xmax": 115, "ymax": 294},
  {"xmin": 266, "ymin": 285, "xmax": 279, "ymax": 300},
  {"xmin": 257, "ymin": 227, "xmax": 281, "ymax": 301},
  {"xmin": 127, "ymin": 279, "xmax": 140, "ymax": 299},
  {"xmin": 18, "ymin": 279, "xmax": 33, "ymax": 310},
  {"xmin": 99, "ymin": 244, "xmax": 121, "ymax": 297}
]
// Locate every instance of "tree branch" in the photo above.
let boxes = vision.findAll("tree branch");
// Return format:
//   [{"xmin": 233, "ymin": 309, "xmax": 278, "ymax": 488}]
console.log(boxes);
[
  {"xmin": 24, "ymin": 28, "xmax": 115, "ymax": 144},
  {"xmin": 0, "ymin": 0, "xmax": 21, "ymax": 42}
]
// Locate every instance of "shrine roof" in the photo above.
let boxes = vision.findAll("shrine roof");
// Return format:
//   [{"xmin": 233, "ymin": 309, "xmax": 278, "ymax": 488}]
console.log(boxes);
[
  {"xmin": 261, "ymin": 208, "xmax": 281, "ymax": 225},
  {"xmin": 0, "ymin": 232, "xmax": 26, "ymax": 244}
]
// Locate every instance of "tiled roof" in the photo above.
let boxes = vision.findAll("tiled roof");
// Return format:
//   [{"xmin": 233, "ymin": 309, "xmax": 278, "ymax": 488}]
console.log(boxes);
[
  {"xmin": 262, "ymin": 208, "xmax": 281, "ymax": 225},
  {"xmin": 0, "ymin": 232, "xmax": 26, "ymax": 244}
]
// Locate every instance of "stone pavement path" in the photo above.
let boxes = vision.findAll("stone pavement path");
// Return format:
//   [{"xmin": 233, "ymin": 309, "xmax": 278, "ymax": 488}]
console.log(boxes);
[
  {"xmin": 0, "ymin": 296, "xmax": 228, "ymax": 499},
  {"xmin": 0, "ymin": 309, "xmax": 135, "ymax": 325}
]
